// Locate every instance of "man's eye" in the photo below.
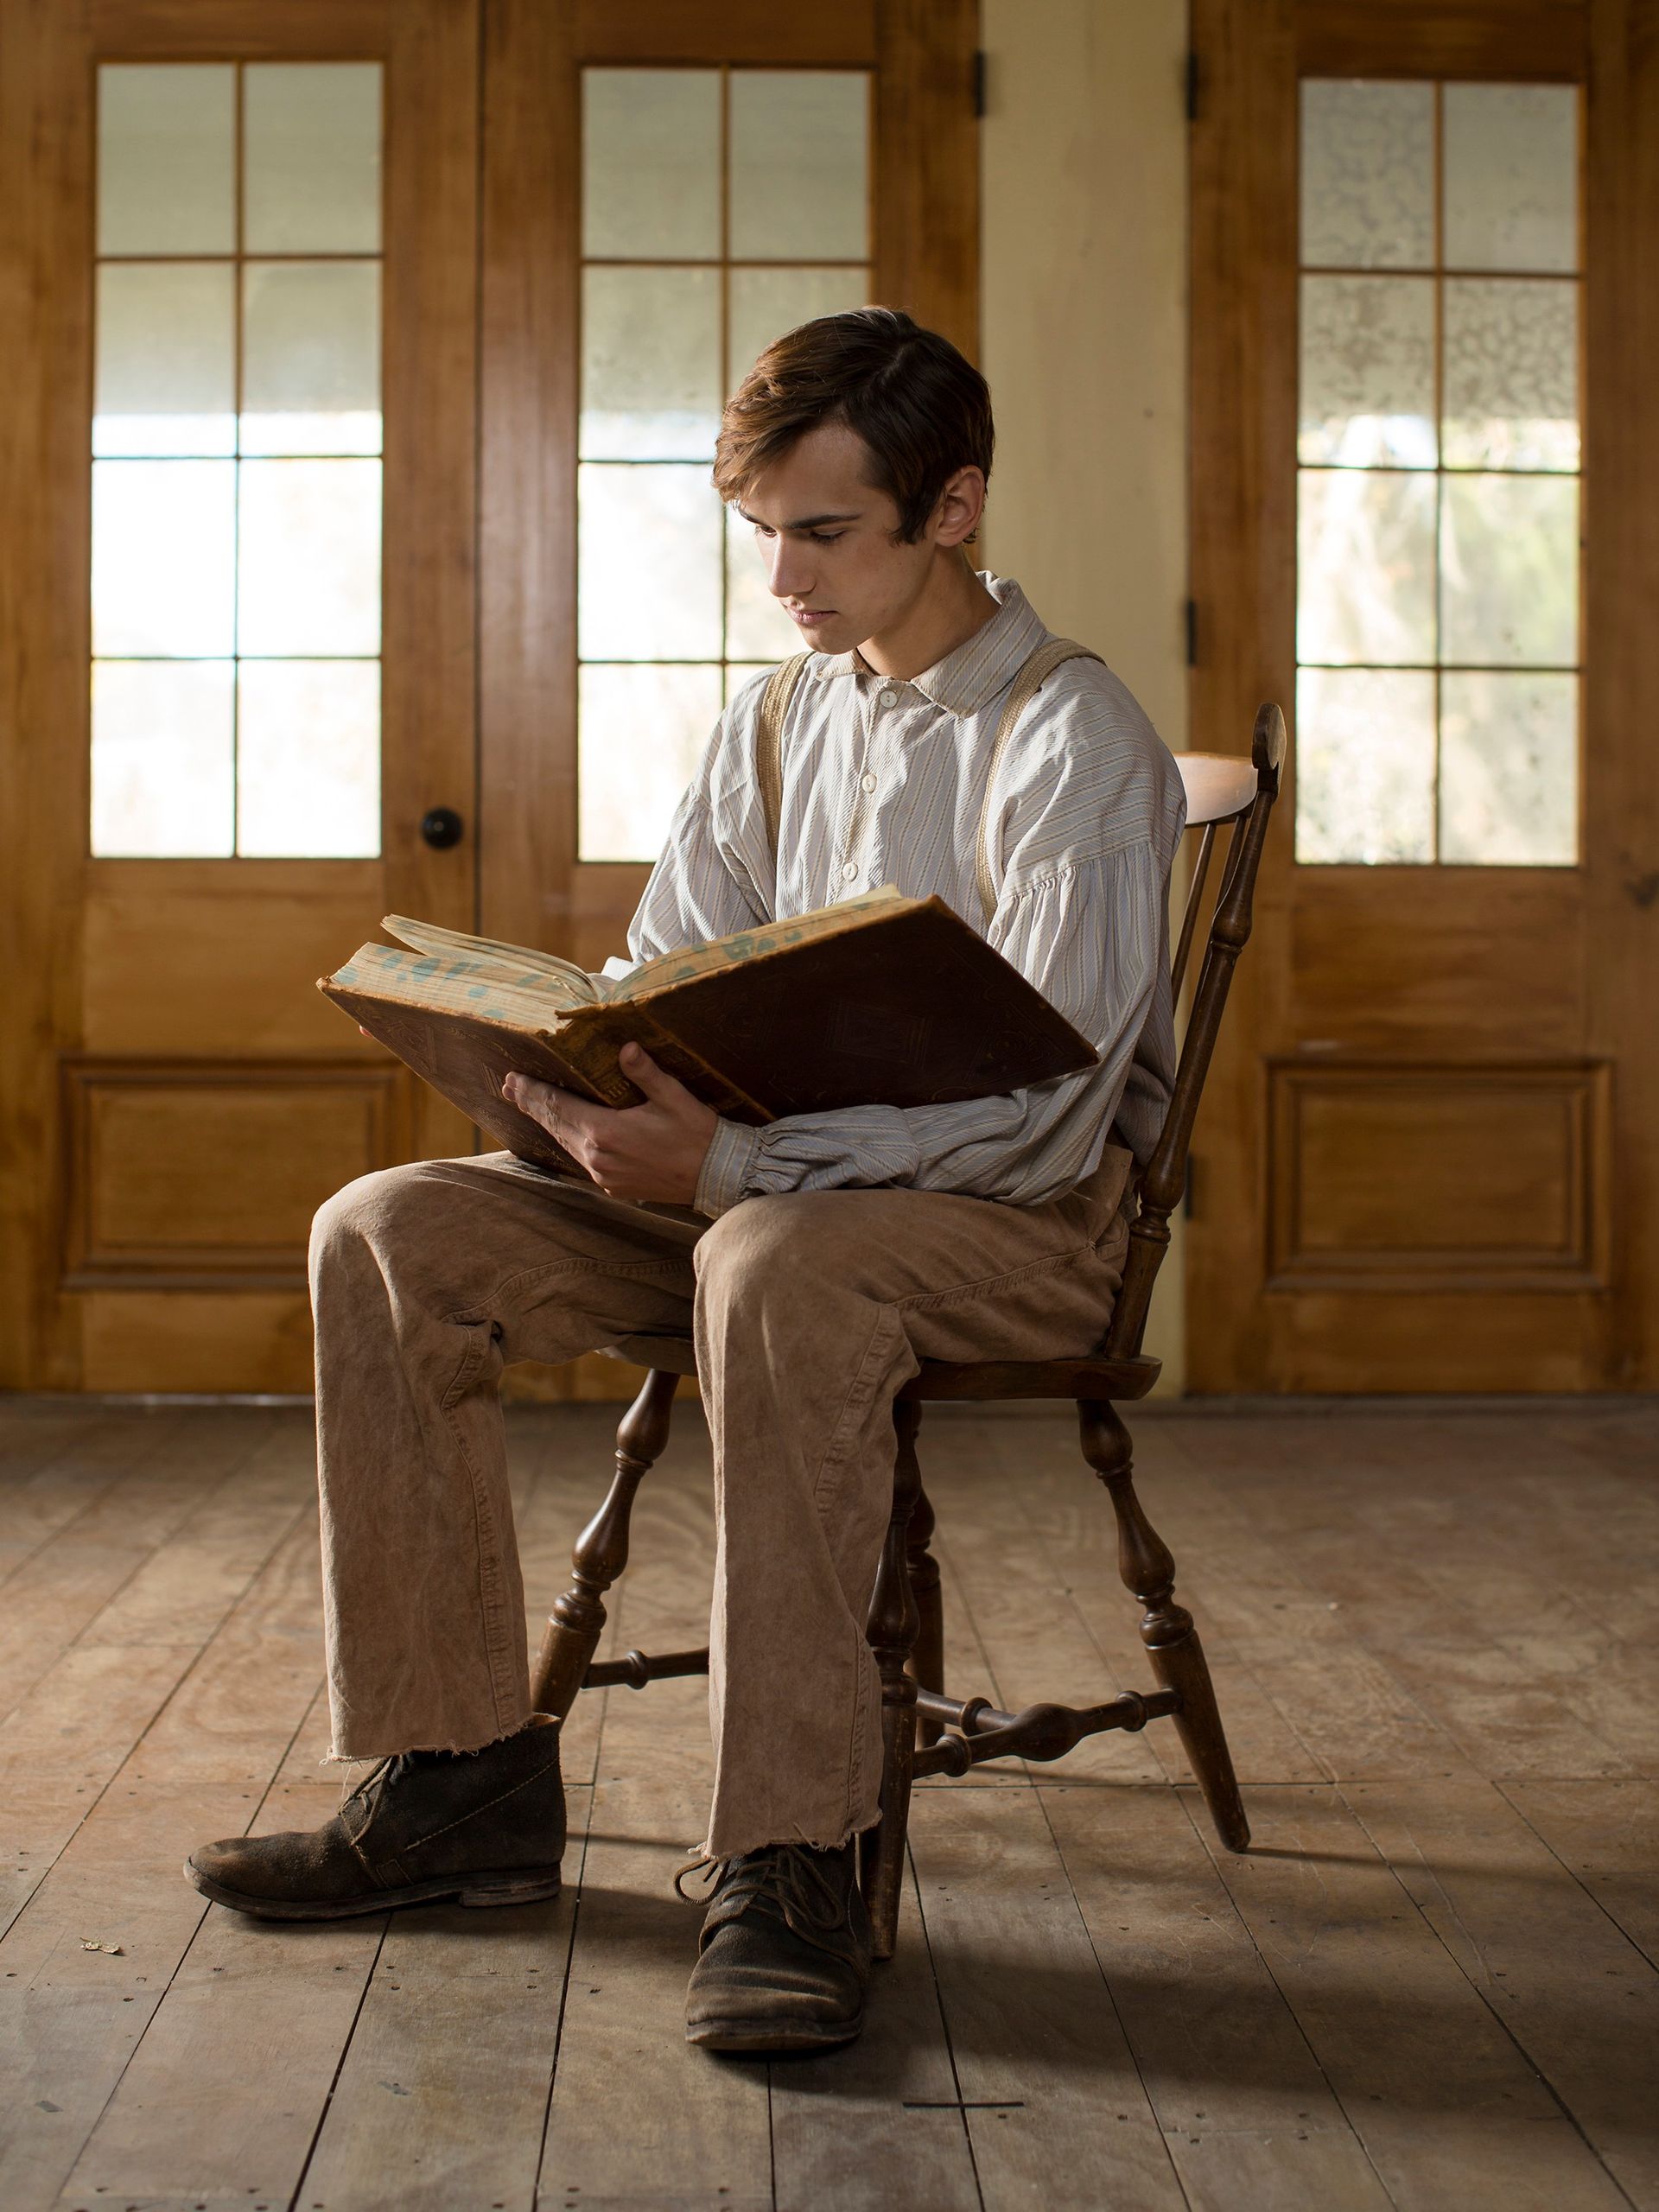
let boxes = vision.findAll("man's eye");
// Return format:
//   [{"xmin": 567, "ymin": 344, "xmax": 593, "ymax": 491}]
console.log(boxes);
[{"xmin": 810, "ymin": 531, "xmax": 845, "ymax": 545}]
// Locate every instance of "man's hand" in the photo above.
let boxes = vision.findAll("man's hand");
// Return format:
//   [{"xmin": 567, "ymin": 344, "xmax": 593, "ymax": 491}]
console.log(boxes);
[{"xmin": 502, "ymin": 1043, "xmax": 717, "ymax": 1205}]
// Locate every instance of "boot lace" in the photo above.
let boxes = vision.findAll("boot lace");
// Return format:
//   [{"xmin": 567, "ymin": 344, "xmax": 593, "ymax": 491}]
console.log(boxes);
[
  {"xmin": 341, "ymin": 1751, "xmax": 419, "ymax": 1824},
  {"xmin": 677, "ymin": 1843, "xmax": 853, "ymax": 1952}
]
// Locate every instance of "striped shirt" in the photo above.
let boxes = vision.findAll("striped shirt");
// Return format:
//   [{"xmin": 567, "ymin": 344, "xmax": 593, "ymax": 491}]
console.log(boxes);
[{"xmin": 605, "ymin": 574, "xmax": 1187, "ymax": 1217}]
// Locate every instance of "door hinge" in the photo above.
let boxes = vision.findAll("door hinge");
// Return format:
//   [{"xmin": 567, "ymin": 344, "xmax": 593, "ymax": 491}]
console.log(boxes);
[
  {"xmin": 972, "ymin": 49, "xmax": 988, "ymax": 119},
  {"xmin": 1185, "ymin": 50, "xmax": 1200, "ymax": 122},
  {"xmin": 1185, "ymin": 597, "xmax": 1199, "ymax": 668}
]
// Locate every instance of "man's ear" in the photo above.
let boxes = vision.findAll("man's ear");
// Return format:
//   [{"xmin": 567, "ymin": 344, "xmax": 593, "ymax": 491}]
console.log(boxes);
[{"xmin": 931, "ymin": 465, "xmax": 987, "ymax": 550}]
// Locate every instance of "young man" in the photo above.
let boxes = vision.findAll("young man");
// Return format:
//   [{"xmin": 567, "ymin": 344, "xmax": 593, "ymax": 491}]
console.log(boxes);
[{"xmin": 186, "ymin": 309, "xmax": 1185, "ymax": 2055}]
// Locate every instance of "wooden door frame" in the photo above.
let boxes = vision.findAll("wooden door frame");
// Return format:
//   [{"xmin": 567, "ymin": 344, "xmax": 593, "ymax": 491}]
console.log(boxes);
[
  {"xmin": 474, "ymin": 0, "xmax": 981, "ymax": 969},
  {"xmin": 1186, "ymin": 0, "xmax": 1659, "ymax": 1390},
  {"xmin": 0, "ymin": 0, "xmax": 480, "ymax": 1389}
]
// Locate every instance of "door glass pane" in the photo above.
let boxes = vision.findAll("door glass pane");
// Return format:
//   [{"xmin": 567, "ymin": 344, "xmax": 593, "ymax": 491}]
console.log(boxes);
[
  {"xmin": 241, "ymin": 262, "xmax": 382, "ymax": 455},
  {"xmin": 95, "ymin": 263, "xmax": 237, "ymax": 457},
  {"xmin": 578, "ymin": 464, "xmax": 723, "ymax": 661},
  {"xmin": 1442, "ymin": 278, "xmax": 1578, "ymax": 471},
  {"xmin": 1440, "ymin": 672, "xmax": 1577, "ymax": 864},
  {"xmin": 92, "ymin": 461, "xmax": 237, "ymax": 656},
  {"xmin": 582, "ymin": 70, "xmax": 721, "ymax": 261},
  {"xmin": 237, "ymin": 660, "xmax": 380, "ymax": 857},
  {"xmin": 91, "ymin": 61, "xmax": 385, "ymax": 859},
  {"xmin": 1440, "ymin": 474, "xmax": 1579, "ymax": 668},
  {"xmin": 579, "ymin": 664, "xmax": 722, "ymax": 861},
  {"xmin": 577, "ymin": 66, "xmax": 873, "ymax": 859},
  {"xmin": 1300, "ymin": 81, "xmax": 1434, "ymax": 271},
  {"xmin": 581, "ymin": 267, "xmax": 721, "ymax": 460},
  {"xmin": 91, "ymin": 659, "xmax": 236, "ymax": 858},
  {"xmin": 238, "ymin": 460, "xmax": 383, "ymax": 657},
  {"xmin": 728, "ymin": 73, "xmax": 868, "ymax": 261},
  {"xmin": 728, "ymin": 266, "xmax": 869, "ymax": 387},
  {"xmin": 1298, "ymin": 470, "xmax": 1437, "ymax": 664},
  {"xmin": 1299, "ymin": 276, "xmax": 1435, "ymax": 467},
  {"xmin": 97, "ymin": 65, "xmax": 235, "ymax": 256},
  {"xmin": 1443, "ymin": 84, "xmax": 1578, "ymax": 273},
  {"xmin": 244, "ymin": 63, "xmax": 382, "ymax": 253},
  {"xmin": 1295, "ymin": 668, "xmax": 1436, "ymax": 864},
  {"xmin": 1297, "ymin": 77, "xmax": 1580, "ymax": 867}
]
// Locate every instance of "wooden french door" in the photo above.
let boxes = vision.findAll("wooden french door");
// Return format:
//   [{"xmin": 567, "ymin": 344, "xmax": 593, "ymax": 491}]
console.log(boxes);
[
  {"xmin": 0, "ymin": 0, "xmax": 478, "ymax": 1394},
  {"xmin": 1187, "ymin": 0, "xmax": 1659, "ymax": 1391},
  {"xmin": 0, "ymin": 0, "xmax": 978, "ymax": 1395}
]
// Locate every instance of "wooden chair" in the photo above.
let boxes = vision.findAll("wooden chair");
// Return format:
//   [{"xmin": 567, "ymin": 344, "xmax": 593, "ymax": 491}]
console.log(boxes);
[{"xmin": 530, "ymin": 704, "xmax": 1287, "ymax": 1959}]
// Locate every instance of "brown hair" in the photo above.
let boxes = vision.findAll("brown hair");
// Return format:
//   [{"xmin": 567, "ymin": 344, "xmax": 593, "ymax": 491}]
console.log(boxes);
[{"xmin": 713, "ymin": 308, "xmax": 994, "ymax": 543}]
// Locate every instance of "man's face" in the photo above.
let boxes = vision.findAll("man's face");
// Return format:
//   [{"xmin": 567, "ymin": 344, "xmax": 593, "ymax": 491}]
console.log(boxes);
[{"xmin": 733, "ymin": 420, "xmax": 954, "ymax": 659}]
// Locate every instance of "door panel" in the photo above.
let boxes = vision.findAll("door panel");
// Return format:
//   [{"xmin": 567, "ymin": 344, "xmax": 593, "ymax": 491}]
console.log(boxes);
[
  {"xmin": 61, "ymin": 1061, "xmax": 410, "ymax": 1282},
  {"xmin": 1265, "ymin": 1061, "xmax": 1609, "ymax": 1289},
  {"xmin": 1187, "ymin": 0, "xmax": 1659, "ymax": 1391}
]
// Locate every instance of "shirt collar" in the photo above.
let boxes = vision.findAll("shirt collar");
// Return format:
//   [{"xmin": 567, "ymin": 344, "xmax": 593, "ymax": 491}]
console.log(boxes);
[{"xmin": 812, "ymin": 574, "xmax": 1050, "ymax": 717}]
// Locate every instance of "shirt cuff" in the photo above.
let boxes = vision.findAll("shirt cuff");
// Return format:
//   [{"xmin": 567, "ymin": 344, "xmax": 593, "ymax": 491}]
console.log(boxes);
[{"xmin": 695, "ymin": 1117, "xmax": 761, "ymax": 1218}]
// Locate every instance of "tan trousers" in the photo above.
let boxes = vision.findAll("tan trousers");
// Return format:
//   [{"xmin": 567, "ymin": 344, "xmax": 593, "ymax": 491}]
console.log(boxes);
[{"xmin": 309, "ymin": 1147, "xmax": 1133, "ymax": 1859}]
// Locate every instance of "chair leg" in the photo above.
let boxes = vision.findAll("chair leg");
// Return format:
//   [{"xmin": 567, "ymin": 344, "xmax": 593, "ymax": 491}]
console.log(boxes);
[
  {"xmin": 861, "ymin": 1398, "xmax": 924, "ymax": 1960},
  {"xmin": 1079, "ymin": 1399, "xmax": 1250, "ymax": 1853},
  {"xmin": 529, "ymin": 1368, "xmax": 678, "ymax": 1720},
  {"xmin": 906, "ymin": 1476, "xmax": 944, "ymax": 1748}
]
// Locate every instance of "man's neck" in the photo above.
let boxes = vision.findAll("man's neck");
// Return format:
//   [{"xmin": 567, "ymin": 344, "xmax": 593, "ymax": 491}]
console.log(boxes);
[{"xmin": 858, "ymin": 555, "xmax": 1000, "ymax": 682}]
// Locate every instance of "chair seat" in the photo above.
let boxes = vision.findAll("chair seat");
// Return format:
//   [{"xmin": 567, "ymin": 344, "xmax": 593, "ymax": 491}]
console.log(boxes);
[
  {"xmin": 899, "ymin": 1354, "xmax": 1161, "ymax": 1402},
  {"xmin": 602, "ymin": 1335, "xmax": 701, "ymax": 1376},
  {"xmin": 603, "ymin": 1335, "xmax": 1161, "ymax": 1402}
]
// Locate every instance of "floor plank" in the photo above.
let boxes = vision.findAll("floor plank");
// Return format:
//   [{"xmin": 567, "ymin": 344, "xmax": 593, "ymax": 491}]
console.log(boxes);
[
  {"xmin": 1, "ymin": 1471, "xmax": 327, "ymax": 2212},
  {"xmin": 1044, "ymin": 1779, "xmax": 1392, "ymax": 2212},
  {"xmin": 0, "ymin": 1413, "xmax": 192, "ymax": 1588},
  {"xmin": 1343, "ymin": 1777, "xmax": 1659, "ymax": 2207},
  {"xmin": 1499, "ymin": 1777, "xmax": 1659, "ymax": 1965},
  {"xmin": 1187, "ymin": 1782, "xmax": 1630, "ymax": 2211},
  {"xmin": 908, "ymin": 1787, "xmax": 1186, "ymax": 2212}
]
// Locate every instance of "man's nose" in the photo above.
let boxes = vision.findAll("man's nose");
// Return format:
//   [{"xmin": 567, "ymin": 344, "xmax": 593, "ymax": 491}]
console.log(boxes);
[{"xmin": 768, "ymin": 539, "xmax": 814, "ymax": 601}]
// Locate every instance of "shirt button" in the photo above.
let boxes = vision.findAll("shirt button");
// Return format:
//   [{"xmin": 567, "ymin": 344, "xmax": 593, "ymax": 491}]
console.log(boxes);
[
  {"xmin": 878, "ymin": 688, "xmax": 897, "ymax": 709},
  {"xmin": 861, "ymin": 772, "xmax": 877, "ymax": 793},
  {"xmin": 842, "ymin": 861, "xmax": 858, "ymax": 882}
]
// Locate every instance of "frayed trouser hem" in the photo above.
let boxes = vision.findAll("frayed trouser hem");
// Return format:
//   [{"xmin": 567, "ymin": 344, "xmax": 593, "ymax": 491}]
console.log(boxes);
[
  {"xmin": 320, "ymin": 1712, "xmax": 550, "ymax": 1768},
  {"xmin": 693, "ymin": 1806, "xmax": 882, "ymax": 1865}
]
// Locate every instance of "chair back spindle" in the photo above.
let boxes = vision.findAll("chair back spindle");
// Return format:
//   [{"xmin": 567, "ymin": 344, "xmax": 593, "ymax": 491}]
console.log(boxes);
[
  {"xmin": 1103, "ymin": 704, "xmax": 1287, "ymax": 1362},
  {"xmin": 1170, "ymin": 821, "xmax": 1217, "ymax": 1002}
]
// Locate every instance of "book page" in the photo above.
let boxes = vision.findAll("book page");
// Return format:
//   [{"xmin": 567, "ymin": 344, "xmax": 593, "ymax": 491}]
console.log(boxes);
[
  {"xmin": 332, "ymin": 941, "xmax": 585, "ymax": 1023},
  {"xmin": 380, "ymin": 916, "xmax": 609, "ymax": 1004},
  {"xmin": 611, "ymin": 885, "xmax": 911, "ymax": 1001}
]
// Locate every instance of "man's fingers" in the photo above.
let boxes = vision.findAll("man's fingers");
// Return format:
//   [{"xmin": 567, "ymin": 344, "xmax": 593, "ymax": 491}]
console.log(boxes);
[
  {"xmin": 503, "ymin": 1071, "xmax": 592, "ymax": 1140},
  {"xmin": 617, "ymin": 1041, "xmax": 685, "ymax": 1105}
]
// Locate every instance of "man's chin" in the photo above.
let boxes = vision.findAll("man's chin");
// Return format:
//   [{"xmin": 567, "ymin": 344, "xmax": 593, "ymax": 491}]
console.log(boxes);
[{"xmin": 790, "ymin": 616, "xmax": 858, "ymax": 655}]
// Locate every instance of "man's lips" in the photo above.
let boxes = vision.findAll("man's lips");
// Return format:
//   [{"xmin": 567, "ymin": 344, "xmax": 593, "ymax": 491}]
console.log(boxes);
[{"xmin": 790, "ymin": 607, "xmax": 838, "ymax": 624}]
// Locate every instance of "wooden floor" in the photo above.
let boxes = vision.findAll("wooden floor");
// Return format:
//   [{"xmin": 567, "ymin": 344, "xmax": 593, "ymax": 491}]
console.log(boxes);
[{"xmin": 2, "ymin": 1395, "xmax": 1656, "ymax": 2212}]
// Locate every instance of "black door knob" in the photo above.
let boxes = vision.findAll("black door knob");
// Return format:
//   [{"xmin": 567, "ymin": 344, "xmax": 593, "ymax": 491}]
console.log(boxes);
[{"xmin": 420, "ymin": 805, "xmax": 464, "ymax": 850}]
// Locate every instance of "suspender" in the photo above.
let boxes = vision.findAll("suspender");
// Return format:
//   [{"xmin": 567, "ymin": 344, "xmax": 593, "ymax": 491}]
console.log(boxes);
[
  {"xmin": 753, "ymin": 652, "xmax": 811, "ymax": 868},
  {"xmin": 754, "ymin": 638, "xmax": 1103, "ymax": 925}
]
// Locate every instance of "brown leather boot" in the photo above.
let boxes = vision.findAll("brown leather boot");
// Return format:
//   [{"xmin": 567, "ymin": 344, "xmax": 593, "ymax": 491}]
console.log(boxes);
[
  {"xmin": 684, "ymin": 1840, "xmax": 871, "ymax": 2053},
  {"xmin": 184, "ymin": 1716, "xmax": 564, "ymax": 1919}
]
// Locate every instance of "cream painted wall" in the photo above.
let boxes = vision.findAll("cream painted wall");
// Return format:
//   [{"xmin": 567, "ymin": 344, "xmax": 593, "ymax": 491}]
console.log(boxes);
[{"xmin": 979, "ymin": 0, "xmax": 1191, "ymax": 1388}]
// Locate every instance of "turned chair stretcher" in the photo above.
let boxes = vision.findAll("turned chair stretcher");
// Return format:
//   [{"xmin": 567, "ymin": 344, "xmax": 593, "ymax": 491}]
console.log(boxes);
[{"xmin": 531, "ymin": 705, "xmax": 1287, "ymax": 1961}]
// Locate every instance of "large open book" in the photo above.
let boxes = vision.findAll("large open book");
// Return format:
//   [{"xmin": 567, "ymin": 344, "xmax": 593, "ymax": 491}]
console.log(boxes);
[{"xmin": 320, "ymin": 887, "xmax": 1096, "ymax": 1176}]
